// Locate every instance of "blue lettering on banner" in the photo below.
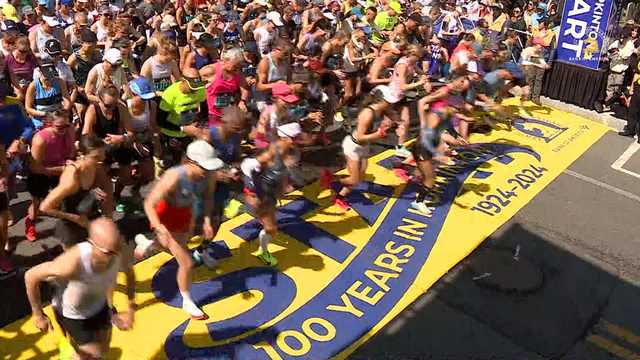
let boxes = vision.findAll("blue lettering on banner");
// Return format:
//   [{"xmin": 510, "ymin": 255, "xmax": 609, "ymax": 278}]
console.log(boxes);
[
  {"xmin": 557, "ymin": 0, "xmax": 615, "ymax": 69},
  {"xmin": 156, "ymin": 144, "xmax": 541, "ymax": 359},
  {"xmin": 512, "ymin": 117, "xmax": 568, "ymax": 143}
]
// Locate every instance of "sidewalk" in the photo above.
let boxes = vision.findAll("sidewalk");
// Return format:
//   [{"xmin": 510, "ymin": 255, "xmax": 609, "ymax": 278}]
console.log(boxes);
[{"xmin": 541, "ymin": 97, "xmax": 627, "ymax": 132}]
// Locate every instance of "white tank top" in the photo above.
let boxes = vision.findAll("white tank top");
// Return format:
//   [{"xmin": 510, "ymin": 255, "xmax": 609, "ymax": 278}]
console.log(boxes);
[
  {"xmin": 127, "ymin": 99, "xmax": 151, "ymax": 132},
  {"xmin": 52, "ymin": 242, "xmax": 120, "ymax": 320}
]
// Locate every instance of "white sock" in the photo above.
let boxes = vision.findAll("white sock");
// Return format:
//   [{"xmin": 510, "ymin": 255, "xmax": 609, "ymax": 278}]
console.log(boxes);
[
  {"xmin": 180, "ymin": 292, "xmax": 204, "ymax": 317},
  {"xmin": 259, "ymin": 229, "xmax": 272, "ymax": 253}
]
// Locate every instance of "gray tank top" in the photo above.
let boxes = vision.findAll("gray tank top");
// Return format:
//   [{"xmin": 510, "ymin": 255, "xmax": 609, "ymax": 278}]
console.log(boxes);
[
  {"xmin": 169, "ymin": 165, "xmax": 208, "ymax": 208},
  {"xmin": 52, "ymin": 242, "xmax": 120, "ymax": 320}
]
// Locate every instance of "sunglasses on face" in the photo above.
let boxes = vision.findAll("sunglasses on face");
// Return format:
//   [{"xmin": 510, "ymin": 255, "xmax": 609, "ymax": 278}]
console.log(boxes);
[{"xmin": 90, "ymin": 239, "xmax": 119, "ymax": 256}]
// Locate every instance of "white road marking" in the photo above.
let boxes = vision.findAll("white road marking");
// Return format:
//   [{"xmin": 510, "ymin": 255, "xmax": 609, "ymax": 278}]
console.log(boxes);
[
  {"xmin": 611, "ymin": 142, "xmax": 640, "ymax": 180},
  {"xmin": 564, "ymin": 170, "xmax": 640, "ymax": 203}
]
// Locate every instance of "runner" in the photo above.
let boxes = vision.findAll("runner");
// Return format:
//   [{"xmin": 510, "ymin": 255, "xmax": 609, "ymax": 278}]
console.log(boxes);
[
  {"xmin": 321, "ymin": 86, "xmax": 396, "ymax": 210},
  {"xmin": 25, "ymin": 218, "xmax": 136, "ymax": 360},
  {"xmin": 156, "ymin": 67, "xmax": 207, "ymax": 172},
  {"xmin": 139, "ymin": 140, "xmax": 223, "ymax": 319},
  {"xmin": 241, "ymin": 122, "xmax": 301, "ymax": 266},
  {"xmin": 40, "ymin": 135, "xmax": 113, "ymax": 249}
]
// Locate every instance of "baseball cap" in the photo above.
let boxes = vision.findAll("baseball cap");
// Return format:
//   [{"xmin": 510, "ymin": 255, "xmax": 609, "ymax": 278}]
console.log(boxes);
[
  {"xmin": 373, "ymin": 85, "xmax": 400, "ymax": 104},
  {"xmin": 163, "ymin": 14, "xmax": 178, "ymax": 27},
  {"xmin": 42, "ymin": 16, "xmax": 60, "ymax": 27},
  {"xmin": 39, "ymin": 62, "xmax": 58, "ymax": 80},
  {"xmin": 80, "ymin": 29, "xmax": 98, "ymax": 43},
  {"xmin": 128, "ymin": 77, "xmax": 155, "ymax": 100},
  {"xmin": 60, "ymin": 0, "xmax": 73, "ymax": 6},
  {"xmin": 37, "ymin": 0, "xmax": 48, "ymax": 5},
  {"xmin": 272, "ymin": 83, "xmax": 299, "ymax": 103},
  {"xmin": 1, "ymin": 3, "xmax": 18, "ymax": 22},
  {"xmin": 44, "ymin": 38, "xmax": 62, "ymax": 55},
  {"xmin": 103, "ymin": 48, "xmax": 122, "ymax": 65},
  {"xmin": 186, "ymin": 140, "xmax": 224, "ymax": 171},
  {"xmin": 21, "ymin": 5, "xmax": 34, "ymax": 15},
  {"xmin": 1, "ymin": 19, "xmax": 18, "ymax": 32},
  {"xmin": 266, "ymin": 11, "xmax": 283, "ymax": 26},
  {"xmin": 277, "ymin": 122, "xmax": 302, "ymax": 138}
]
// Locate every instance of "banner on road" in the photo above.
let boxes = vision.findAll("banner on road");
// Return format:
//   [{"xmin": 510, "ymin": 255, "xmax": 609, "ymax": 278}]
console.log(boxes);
[
  {"xmin": 557, "ymin": 0, "xmax": 616, "ymax": 70},
  {"xmin": 0, "ymin": 100, "xmax": 608, "ymax": 360}
]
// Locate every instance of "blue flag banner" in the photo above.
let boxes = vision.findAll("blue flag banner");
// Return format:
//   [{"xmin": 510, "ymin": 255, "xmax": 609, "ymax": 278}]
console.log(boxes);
[{"xmin": 556, "ymin": 0, "xmax": 615, "ymax": 70}]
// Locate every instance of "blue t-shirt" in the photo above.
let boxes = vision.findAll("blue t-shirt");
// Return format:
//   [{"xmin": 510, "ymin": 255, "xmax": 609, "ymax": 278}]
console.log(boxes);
[
  {"xmin": 209, "ymin": 126, "xmax": 240, "ymax": 164},
  {"xmin": 0, "ymin": 103, "xmax": 34, "ymax": 145}
]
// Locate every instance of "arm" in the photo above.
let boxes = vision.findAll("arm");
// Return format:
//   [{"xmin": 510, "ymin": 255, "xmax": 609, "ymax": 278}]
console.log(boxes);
[
  {"xmin": 82, "ymin": 104, "xmax": 97, "ymax": 136},
  {"xmin": 149, "ymin": 102, "xmax": 162, "ymax": 156},
  {"xmin": 255, "ymin": 58, "xmax": 282, "ymax": 92},
  {"xmin": 367, "ymin": 59, "xmax": 392, "ymax": 85},
  {"xmin": 144, "ymin": 169, "xmax": 180, "ymax": 231},
  {"xmin": 28, "ymin": 30, "xmax": 39, "ymax": 58},
  {"xmin": 58, "ymin": 79, "xmax": 72, "ymax": 111},
  {"xmin": 183, "ymin": 52, "xmax": 197, "ymax": 73},
  {"xmin": 181, "ymin": 124, "xmax": 210, "ymax": 140},
  {"xmin": 84, "ymin": 68, "xmax": 100, "ymax": 103},
  {"xmin": 39, "ymin": 167, "xmax": 88, "ymax": 227},
  {"xmin": 170, "ymin": 61, "xmax": 182, "ymax": 83},
  {"xmin": 108, "ymin": 248, "xmax": 136, "ymax": 331},
  {"xmin": 25, "ymin": 248, "xmax": 80, "ymax": 326},
  {"xmin": 354, "ymin": 109, "xmax": 389, "ymax": 143},
  {"xmin": 25, "ymin": 82, "xmax": 45, "ymax": 118},
  {"xmin": 238, "ymin": 76, "xmax": 251, "ymax": 112}
]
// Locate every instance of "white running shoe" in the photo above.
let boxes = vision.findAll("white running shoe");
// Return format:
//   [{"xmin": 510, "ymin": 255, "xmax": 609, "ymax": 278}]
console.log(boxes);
[
  {"xmin": 334, "ymin": 112, "xmax": 344, "ymax": 123},
  {"xmin": 134, "ymin": 234, "xmax": 155, "ymax": 261},
  {"xmin": 182, "ymin": 298, "xmax": 207, "ymax": 320},
  {"xmin": 395, "ymin": 147, "xmax": 412, "ymax": 158},
  {"xmin": 410, "ymin": 201, "xmax": 433, "ymax": 216},
  {"xmin": 201, "ymin": 249, "xmax": 219, "ymax": 269}
]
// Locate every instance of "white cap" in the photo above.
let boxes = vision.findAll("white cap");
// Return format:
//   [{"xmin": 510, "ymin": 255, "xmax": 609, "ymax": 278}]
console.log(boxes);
[
  {"xmin": 103, "ymin": 48, "xmax": 122, "ymax": 65},
  {"xmin": 266, "ymin": 11, "xmax": 284, "ymax": 26},
  {"xmin": 42, "ymin": 15, "xmax": 60, "ymax": 27},
  {"xmin": 277, "ymin": 122, "xmax": 302, "ymax": 138},
  {"xmin": 186, "ymin": 140, "xmax": 225, "ymax": 171},
  {"xmin": 373, "ymin": 85, "xmax": 401, "ymax": 104},
  {"xmin": 192, "ymin": 31, "xmax": 204, "ymax": 40},
  {"xmin": 467, "ymin": 61, "xmax": 478, "ymax": 73}
]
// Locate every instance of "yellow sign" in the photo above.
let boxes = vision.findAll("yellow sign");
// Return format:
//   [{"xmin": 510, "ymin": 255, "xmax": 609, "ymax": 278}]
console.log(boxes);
[{"xmin": 0, "ymin": 100, "xmax": 608, "ymax": 359}]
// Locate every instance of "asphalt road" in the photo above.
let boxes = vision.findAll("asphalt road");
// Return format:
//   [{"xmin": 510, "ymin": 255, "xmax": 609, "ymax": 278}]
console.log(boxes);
[{"xmin": 2, "ymin": 130, "xmax": 640, "ymax": 360}]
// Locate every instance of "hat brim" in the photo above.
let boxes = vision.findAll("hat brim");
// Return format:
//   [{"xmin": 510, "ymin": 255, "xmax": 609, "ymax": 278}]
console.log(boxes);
[
  {"xmin": 275, "ymin": 94, "xmax": 299, "ymax": 103},
  {"xmin": 271, "ymin": 19, "xmax": 284, "ymax": 26},
  {"xmin": 277, "ymin": 123, "xmax": 302, "ymax": 138},
  {"xmin": 45, "ymin": 19, "xmax": 61, "ymax": 27},
  {"xmin": 197, "ymin": 157, "xmax": 224, "ymax": 171},
  {"xmin": 138, "ymin": 92, "xmax": 156, "ymax": 100}
]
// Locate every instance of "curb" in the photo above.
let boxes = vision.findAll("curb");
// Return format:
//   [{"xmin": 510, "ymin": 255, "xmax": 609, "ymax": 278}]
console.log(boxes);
[{"xmin": 540, "ymin": 97, "xmax": 627, "ymax": 132}]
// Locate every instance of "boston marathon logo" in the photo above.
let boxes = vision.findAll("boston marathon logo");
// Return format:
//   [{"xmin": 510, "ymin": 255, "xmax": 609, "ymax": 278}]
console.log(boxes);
[
  {"xmin": 151, "ymin": 144, "xmax": 541, "ymax": 359},
  {"xmin": 512, "ymin": 117, "xmax": 568, "ymax": 143}
]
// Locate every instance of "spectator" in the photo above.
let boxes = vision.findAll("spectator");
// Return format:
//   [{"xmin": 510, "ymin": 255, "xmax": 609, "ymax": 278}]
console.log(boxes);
[{"xmin": 521, "ymin": 40, "xmax": 550, "ymax": 105}]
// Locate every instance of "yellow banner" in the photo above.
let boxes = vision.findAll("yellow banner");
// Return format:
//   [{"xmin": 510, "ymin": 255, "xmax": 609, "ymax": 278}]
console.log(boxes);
[{"xmin": 0, "ymin": 100, "xmax": 608, "ymax": 360}]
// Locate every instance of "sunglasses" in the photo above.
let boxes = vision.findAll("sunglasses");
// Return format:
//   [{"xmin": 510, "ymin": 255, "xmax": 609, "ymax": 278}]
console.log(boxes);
[
  {"xmin": 184, "ymin": 76, "xmax": 204, "ymax": 89},
  {"xmin": 90, "ymin": 239, "xmax": 119, "ymax": 256}
]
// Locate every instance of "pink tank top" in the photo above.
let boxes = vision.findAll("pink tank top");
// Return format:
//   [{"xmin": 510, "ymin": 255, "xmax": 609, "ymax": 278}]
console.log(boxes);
[
  {"xmin": 37, "ymin": 128, "xmax": 75, "ymax": 167},
  {"xmin": 206, "ymin": 62, "xmax": 241, "ymax": 126}
]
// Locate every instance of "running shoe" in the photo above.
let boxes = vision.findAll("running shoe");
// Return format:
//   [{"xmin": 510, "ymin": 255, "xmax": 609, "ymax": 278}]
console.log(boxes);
[
  {"xmin": 333, "ymin": 196, "xmax": 351, "ymax": 210},
  {"xmin": 393, "ymin": 168, "xmax": 411, "ymax": 182},
  {"xmin": 334, "ymin": 112, "xmax": 345, "ymax": 123},
  {"xmin": 223, "ymin": 199, "xmax": 244, "ymax": 219},
  {"xmin": 201, "ymin": 249, "xmax": 219, "ymax": 269},
  {"xmin": 256, "ymin": 250, "xmax": 278, "ymax": 267},
  {"xmin": 191, "ymin": 249, "xmax": 204, "ymax": 267},
  {"xmin": 410, "ymin": 201, "xmax": 433, "ymax": 216},
  {"xmin": 115, "ymin": 201, "xmax": 128, "ymax": 213},
  {"xmin": 319, "ymin": 169, "xmax": 334, "ymax": 190},
  {"xmin": 25, "ymin": 217, "xmax": 37, "ymax": 242},
  {"xmin": 182, "ymin": 298, "xmax": 207, "ymax": 320},
  {"xmin": 395, "ymin": 146, "xmax": 412, "ymax": 159},
  {"xmin": 134, "ymin": 234, "xmax": 155, "ymax": 261},
  {"xmin": 0, "ymin": 255, "xmax": 14, "ymax": 276}
]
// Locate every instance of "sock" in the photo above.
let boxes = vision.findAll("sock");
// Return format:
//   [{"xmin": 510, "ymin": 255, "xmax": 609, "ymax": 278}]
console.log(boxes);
[{"xmin": 259, "ymin": 229, "xmax": 272, "ymax": 253}]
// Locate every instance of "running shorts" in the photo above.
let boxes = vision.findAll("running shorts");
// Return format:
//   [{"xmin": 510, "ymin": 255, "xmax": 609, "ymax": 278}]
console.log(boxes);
[
  {"xmin": 154, "ymin": 199, "xmax": 192, "ymax": 234},
  {"xmin": 53, "ymin": 305, "xmax": 111, "ymax": 345}
]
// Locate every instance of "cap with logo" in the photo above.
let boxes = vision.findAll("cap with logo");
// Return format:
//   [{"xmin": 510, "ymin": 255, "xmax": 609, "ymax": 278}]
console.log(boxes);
[
  {"xmin": 38, "ymin": 62, "xmax": 59, "ymax": 80},
  {"xmin": 44, "ymin": 38, "xmax": 62, "ymax": 55},
  {"xmin": 128, "ymin": 77, "xmax": 156, "ymax": 100},
  {"xmin": 186, "ymin": 140, "xmax": 225, "ymax": 171},
  {"xmin": 21, "ymin": 5, "xmax": 34, "ymax": 15},
  {"xmin": 1, "ymin": 3, "xmax": 18, "ymax": 22},
  {"xmin": 80, "ymin": 29, "xmax": 98, "ymax": 43}
]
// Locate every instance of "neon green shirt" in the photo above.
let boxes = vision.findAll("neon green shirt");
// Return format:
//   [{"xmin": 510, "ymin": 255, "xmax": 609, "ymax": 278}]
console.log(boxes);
[
  {"xmin": 372, "ymin": 11, "xmax": 397, "ymax": 45},
  {"xmin": 159, "ymin": 82, "xmax": 206, "ymax": 137}
]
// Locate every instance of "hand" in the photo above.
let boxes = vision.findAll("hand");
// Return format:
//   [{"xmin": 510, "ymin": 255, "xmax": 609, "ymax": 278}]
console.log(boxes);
[
  {"xmin": 456, "ymin": 137, "xmax": 469, "ymax": 146},
  {"xmin": 112, "ymin": 309, "xmax": 134, "ymax": 331},
  {"xmin": 290, "ymin": 83, "xmax": 304, "ymax": 93},
  {"xmin": 76, "ymin": 215, "xmax": 90, "ymax": 229},
  {"xmin": 334, "ymin": 70, "xmax": 347, "ymax": 80},
  {"xmin": 33, "ymin": 314, "xmax": 53, "ymax": 332},
  {"xmin": 238, "ymin": 101, "xmax": 248, "ymax": 113},
  {"xmin": 153, "ymin": 223, "xmax": 170, "ymax": 242},
  {"xmin": 92, "ymin": 188, "xmax": 107, "ymax": 202},
  {"xmin": 105, "ymin": 134, "xmax": 124, "ymax": 145}
]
